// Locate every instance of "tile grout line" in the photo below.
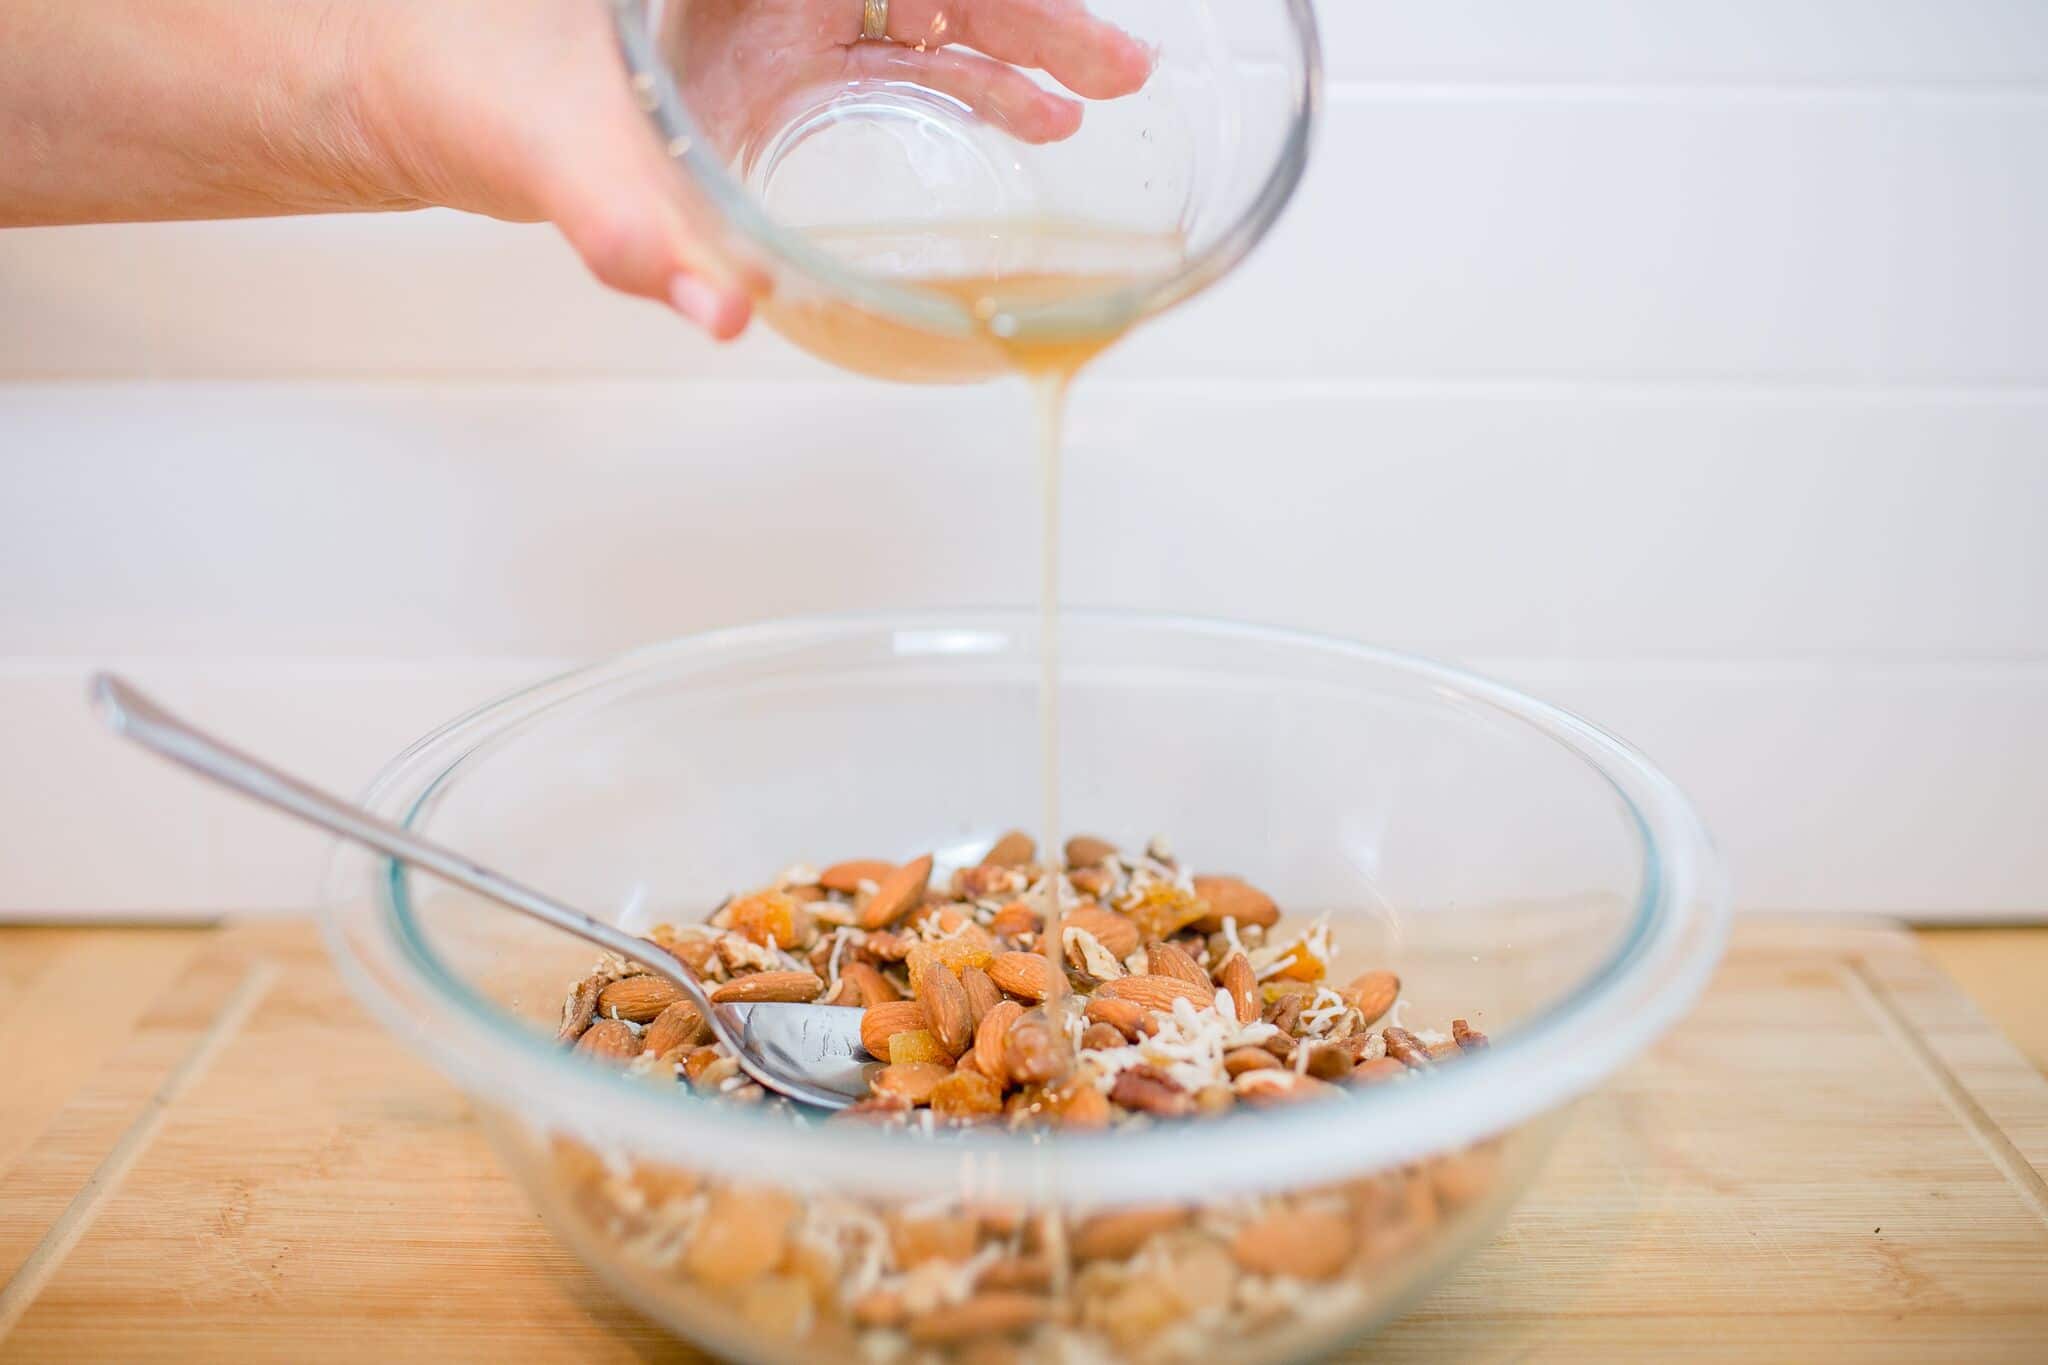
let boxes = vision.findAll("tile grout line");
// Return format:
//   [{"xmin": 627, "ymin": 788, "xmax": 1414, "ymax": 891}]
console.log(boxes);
[
  {"xmin": 1838, "ymin": 957, "xmax": 2048, "ymax": 1229},
  {"xmin": 0, "ymin": 959, "xmax": 280, "ymax": 1339}
]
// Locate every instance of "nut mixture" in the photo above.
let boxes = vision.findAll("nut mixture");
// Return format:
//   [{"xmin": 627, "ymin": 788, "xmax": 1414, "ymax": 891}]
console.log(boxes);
[{"xmin": 550, "ymin": 831, "xmax": 1498, "ymax": 1360}]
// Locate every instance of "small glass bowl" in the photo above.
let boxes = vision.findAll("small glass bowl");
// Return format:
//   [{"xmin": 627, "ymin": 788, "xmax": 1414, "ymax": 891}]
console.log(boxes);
[
  {"xmin": 611, "ymin": 0, "xmax": 1323, "ymax": 377},
  {"xmin": 321, "ymin": 610, "xmax": 1726, "ymax": 1362}
]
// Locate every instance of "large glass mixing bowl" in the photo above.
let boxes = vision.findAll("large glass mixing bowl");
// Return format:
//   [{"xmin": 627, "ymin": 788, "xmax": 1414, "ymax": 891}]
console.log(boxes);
[
  {"xmin": 611, "ymin": 0, "xmax": 1321, "ymax": 379},
  {"xmin": 321, "ymin": 610, "xmax": 1728, "ymax": 1363}
]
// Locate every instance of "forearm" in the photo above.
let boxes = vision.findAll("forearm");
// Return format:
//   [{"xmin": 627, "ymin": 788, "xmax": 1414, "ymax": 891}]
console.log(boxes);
[{"xmin": 0, "ymin": 0, "xmax": 401, "ymax": 225}]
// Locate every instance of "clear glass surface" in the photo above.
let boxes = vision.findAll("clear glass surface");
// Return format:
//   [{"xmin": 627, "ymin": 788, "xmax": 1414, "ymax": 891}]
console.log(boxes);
[
  {"xmin": 321, "ymin": 610, "xmax": 1727, "ymax": 1362},
  {"xmin": 611, "ymin": 1, "xmax": 1322, "ymax": 377}
]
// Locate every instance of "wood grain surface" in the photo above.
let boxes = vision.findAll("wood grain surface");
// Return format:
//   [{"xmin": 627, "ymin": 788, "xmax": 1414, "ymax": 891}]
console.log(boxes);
[{"xmin": 1, "ymin": 919, "xmax": 2044, "ymax": 1361}]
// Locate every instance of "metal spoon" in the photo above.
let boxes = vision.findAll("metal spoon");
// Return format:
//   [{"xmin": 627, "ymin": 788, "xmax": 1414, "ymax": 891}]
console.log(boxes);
[{"xmin": 90, "ymin": 674, "xmax": 872, "ymax": 1110}]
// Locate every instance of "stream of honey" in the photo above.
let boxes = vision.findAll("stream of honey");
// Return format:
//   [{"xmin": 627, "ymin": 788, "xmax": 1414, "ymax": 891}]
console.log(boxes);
[{"xmin": 764, "ymin": 222, "xmax": 1188, "ymax": 1001}]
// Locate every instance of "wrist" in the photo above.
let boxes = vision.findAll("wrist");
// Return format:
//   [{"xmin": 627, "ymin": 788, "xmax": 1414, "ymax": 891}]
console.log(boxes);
[{"xmin": 274, "ymin": 0, "xmax": 423, "ymax": 213}]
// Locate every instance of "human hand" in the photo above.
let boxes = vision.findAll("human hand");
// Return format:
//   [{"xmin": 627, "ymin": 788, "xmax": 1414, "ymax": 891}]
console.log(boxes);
[{"xmin": 350, "ymin": 0, "xmax": 1153, "ymax": 338}]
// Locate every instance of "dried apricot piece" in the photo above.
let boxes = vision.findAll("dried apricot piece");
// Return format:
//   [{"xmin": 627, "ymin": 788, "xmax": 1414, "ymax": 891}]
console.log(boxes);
[
  {"xmin": 888, "ymin": 1028, "xmax": 954, "ymax": 1066},
  {"xmin": 727, "ymin": 889, "xmax": 804, "ymax": 949}
]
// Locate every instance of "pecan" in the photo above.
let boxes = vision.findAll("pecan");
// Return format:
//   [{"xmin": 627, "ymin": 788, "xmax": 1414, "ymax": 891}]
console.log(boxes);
[
  {"xmin": 1079, "ymin": 1022, "xmax": 1126, "ymax": 1051},
  {"xmin": 1109, "ymin": 1064, "xmax": 1192, "ymax": 1118},
  {"xmin": 954, "ymin": 863, "xmax": 1027, "ymax": 900},
  {"xmin": 1452, "ymin": 1018, "xmax": 1488, "ymax": 1051},
  {"xmin": 1383, "ymin": 1026, "xmax": 1432, "ymax": 1068},
  {"xmin": 1265, "ymin": 993, "xmax": 1305, "ymax": 1036}
]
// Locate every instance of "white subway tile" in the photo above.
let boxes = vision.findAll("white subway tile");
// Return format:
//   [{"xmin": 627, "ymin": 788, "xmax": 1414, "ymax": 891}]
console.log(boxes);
[
  {"xmin": 1312, "ymin": 1, "xmax": 2048, "ymax": 85},
  {"xmin": 4, "ymin": 93, "xmax": 2044, "ymax": 382}
]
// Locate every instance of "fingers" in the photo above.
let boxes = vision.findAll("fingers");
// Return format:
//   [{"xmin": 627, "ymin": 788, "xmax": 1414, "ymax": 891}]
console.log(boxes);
[
  {"xmin": 844, "ymin": 44, "xmax": 1084, "ymax": 143},
  {"xmin": 884, "ymin": 0, "xmax": 1152, "ymax": 100}
]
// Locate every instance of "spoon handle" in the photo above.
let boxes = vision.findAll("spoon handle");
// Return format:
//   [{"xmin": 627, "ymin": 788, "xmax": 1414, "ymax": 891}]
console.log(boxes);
[{"xmin": 88, "ymin": 673, "xmax": 725, "ymax": 1025}]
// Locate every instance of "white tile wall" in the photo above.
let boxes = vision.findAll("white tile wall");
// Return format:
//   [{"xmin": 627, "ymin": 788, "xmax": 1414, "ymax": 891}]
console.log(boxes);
[{"xmin": 2, "ymin": 1, "xmax": 2045, "ymax": 916}]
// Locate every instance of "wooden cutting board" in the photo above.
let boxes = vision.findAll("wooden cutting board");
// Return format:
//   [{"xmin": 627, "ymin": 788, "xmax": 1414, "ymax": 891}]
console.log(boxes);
[{"xmin": 2, "ymin": 919, "xmax": 2045, "ymax": 1361}]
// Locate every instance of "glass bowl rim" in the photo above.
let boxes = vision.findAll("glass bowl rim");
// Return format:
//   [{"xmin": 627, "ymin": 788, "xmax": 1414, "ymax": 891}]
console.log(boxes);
[
  {"xmin": 319, "ymin": 607, "xmax": 1728, "ymax": 1204},
  {"xmin": 606, "ymin": 0, "xmax": 1326, "ymax": 341}
]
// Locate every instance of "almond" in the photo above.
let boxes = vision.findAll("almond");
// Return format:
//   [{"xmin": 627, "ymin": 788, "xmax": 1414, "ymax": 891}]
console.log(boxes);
[
  {"xmin": 988, "ymin": 951, "xmax": 1060, "ymax": 1001},
  {"xmin": 641, "ymin": 1000, "xmax": 709, "ymax": 1055},
  {"xmin": 988, "ymin": 902, "xmax": 1041, "ymax": 942},
  {"xmin": 820, "ymin": 859, "xmax": 895, "ymax": 893},
  {"xmin": 1353, "ymin": 1056, "xmax": 1406, "ymax": 1085},
  {"xmin": 1069, "ymin": 866, "xmax": 1113, "ymax": 899},
  {"xmin": 1071, "ymin": 1207, "xmax": 1191, "ymax": 1262},
  {"xmin": 1238, "ymin": 1072, "xmax": 1339, "ymax": 1107},
  {"xmin": 557, "ymin": 974, "xmax": 602, "ymax": 1042},
  {"xmin": 860, "ymin": 854, "xmax": 934, "ymax": 930},
  {"xmin": 1142, "ymin": 939, "xmax": 1212, "ymax": 992},
  {"xmin": 1060, "ymin": 905, "xmax": 1139, "ymax": 960},
  {"xmin": 1342, "ymin": 970, "xmax": 1401, "ymax": 1025},
  {"xmin": 573, "ymin": 1018, "xmax": 638, "ymax": 1062},
  {"xmin": 981, "ymin": 830, "xmax": 1036, "ymax": 868},
  {"xmin": 1219, "ymin": 951, "xmax": 1259, "ymax": 1024},
  {"xmin": 821, "ymin": 976, "xmax": 862, "ymax": 1008},
  {"xmin": 890, "ymin": 1213, "xmax": 979, "ymax": 1268},
  {"xmin": 1063, "ymin": 834, "xmax": 1118, "ymax": 867},
  {"xmin": 975, "ymin": 999, "xmax": 1024, "ymax": 1079},
  {"xmin": 906, "ymin": 1292, "xmax": 1051, "ymax": 1346},
  {"xmin": 1190, "ymin": 874, "xmax": 1280, "ymax": 932},
  {"xmin": 842, "ymin": 960, "xmax": 899, "ymax": 1007},
  {"xmin": 684, "ymin": 1185, "xmax": 796, "ymax": 1289},
  {"xmin": 1056, "ymin": 1083, "xmax": 1112, "ymax": 1128},
  {"xmin": 1224, "ymin": 1046, "xmax": 1280, "ymax": 1076},
  {"xmin": 861, "ymin": 1000, "xmax": 930, "ymax": 1059},
  {"xmin": 710, "ymin": 970, "xmax": 824, "ymax": 1004},
  {"xmin": 596, "ymin": 975, "xmax": 682, "ymax": 1023},
  {"xmin": 976, "ymin": 1255, "xmax": 1055, "ymax": 1292},
  {"xmin": 1303, "ymin": 1043, "xmax": 1356, "ymax": 1081},
  {"xmin": 918, "ymin": 961, "xmax": 975, "ymax": 1056},
  {"xmin": 1082, "ymin": 995, "xmax": 1146, "ymax": 1041},
  {"xmin": 960, "ymin": 966, "xmax": 1001, "ymax": 1026},
  {"xmin": 1096, "ymin": 974, "xmax": 1216, "ymax": 1015},
  {"xmin": 1230, "ymin": 1207, "xmax": 1355, "ymax": 1280}
]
